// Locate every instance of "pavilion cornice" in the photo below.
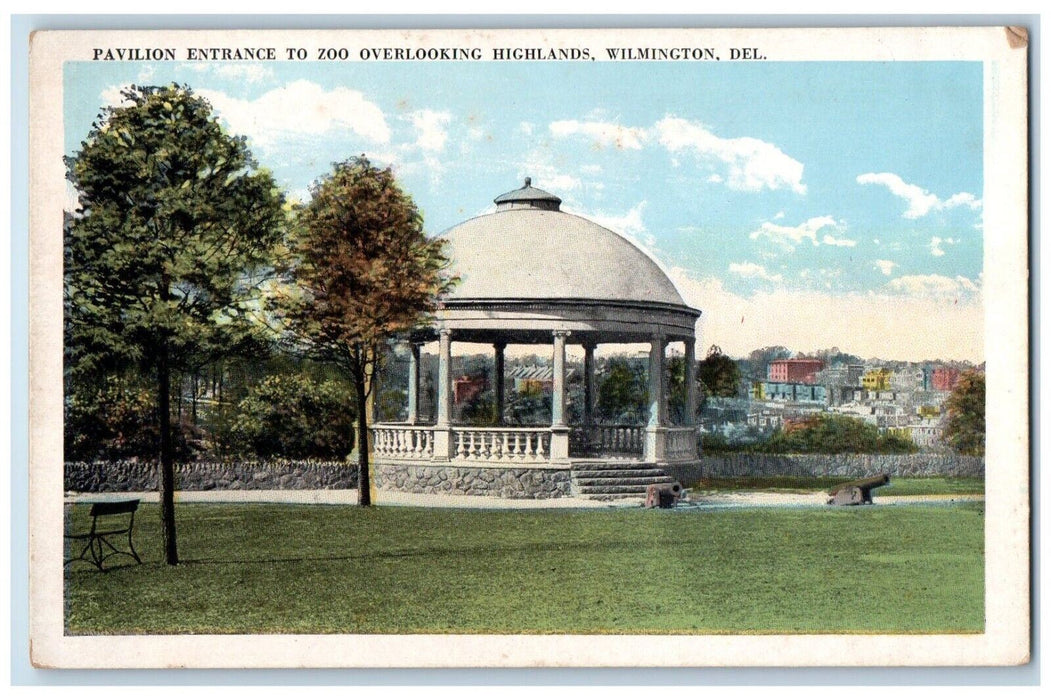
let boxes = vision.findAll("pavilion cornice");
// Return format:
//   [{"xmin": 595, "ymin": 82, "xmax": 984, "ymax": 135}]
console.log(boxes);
[{"xmin": 437, "ymin": 297, "xmax": 701, "ymax": 317}]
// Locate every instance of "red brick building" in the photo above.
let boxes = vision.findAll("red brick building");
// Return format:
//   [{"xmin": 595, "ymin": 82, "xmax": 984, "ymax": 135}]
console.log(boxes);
[
  {"xmin": 931, "ymin": 367, "xmax": 961, "ymax": 392},
  {"xmin": 453, "ymin": 375, "xmax": 488, "ymax": 405},
  {"xmin": 768, "ymin": 358, "xmax": 825, "ymax": 384}
]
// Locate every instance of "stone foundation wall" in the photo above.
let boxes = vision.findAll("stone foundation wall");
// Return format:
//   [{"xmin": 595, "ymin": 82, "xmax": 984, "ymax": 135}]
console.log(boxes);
[
  {"xmin": 373, "ymin": 462, "xmax": 572, "ymax": 499},
  {"xmin": 665, "ymin": 453, "xmax": 984, "ymax": 485},
  {"xmin": 65, "ymin": 460, "xmax": 358, "ymax": 493}
]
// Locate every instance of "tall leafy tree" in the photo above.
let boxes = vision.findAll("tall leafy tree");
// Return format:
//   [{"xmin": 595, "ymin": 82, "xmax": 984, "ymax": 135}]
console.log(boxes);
[
  {"xmin": 65, "ymin": 84, "xmax": 286, "ymax": 564},
  {"xmin": 943, "ymin": 370, "xmax": 986, "ymax": 456},
  {"xmin": 698, "ymin": 345, "xmax": 741, "ymax": 400},
  {"xmin": 278, "ymin": 156, "xmax": 455, "ymax": 506}
]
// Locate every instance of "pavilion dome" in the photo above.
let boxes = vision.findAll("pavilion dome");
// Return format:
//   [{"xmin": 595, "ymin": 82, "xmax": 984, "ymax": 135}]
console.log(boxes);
[{"xmin": 439, "ymin": 179, "xmax": 687, "ymax": 306}]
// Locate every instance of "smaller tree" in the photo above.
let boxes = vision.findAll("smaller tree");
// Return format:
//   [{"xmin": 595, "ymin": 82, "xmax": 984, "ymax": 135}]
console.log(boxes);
[
  {"xmin": 943, "ymin": 370, "xmax": 985, "ymax": 456},
  {"xmin": 278, "ymin": 156, "xmax": 456, "ymax": 506}
]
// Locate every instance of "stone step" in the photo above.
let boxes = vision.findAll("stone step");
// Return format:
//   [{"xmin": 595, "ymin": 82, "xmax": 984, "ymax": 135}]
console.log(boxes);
[
  {"xmin": 576, "ymin": 484, "xmax": 656, "ymax": 495},
  {"xmin": 572, "ymin": 469, "xmax": 670, "ymax": 479},
  {"xmin": 574, "ymin": 475, "xmax": 676, "ymax": 487}
]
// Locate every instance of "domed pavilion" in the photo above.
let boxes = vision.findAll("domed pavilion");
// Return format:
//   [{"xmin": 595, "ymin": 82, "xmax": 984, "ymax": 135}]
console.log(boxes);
[{"xmin": 370, "ymin": 179, "xmax": 703, "ymax": 499}]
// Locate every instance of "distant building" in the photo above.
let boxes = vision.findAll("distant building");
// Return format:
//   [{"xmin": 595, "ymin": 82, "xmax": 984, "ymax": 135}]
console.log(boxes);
[
  {"xmin": 862, "ymin": 368, "xmax": 893, "ymax": 391},
  {"xmin": 906, "ymin": 419, "xmax": 943, "ymax": 449},
  {"xmin": 508, "ymin": 364, "xmax": 578, "ymax": 394},
  {"xmin": 453, "ymin": 375, "xmax": 487, "ymax": 404},
  {"xmin": 767, "ymin": 358, "xmax": 824, "ymax": 383},
  {"xmin": 931, "ymin": 367, "xmax": 961, "ymax": 392},
  {"xmin": 754, "ymin": 381, "xmax": 827, "ymax": 404}
]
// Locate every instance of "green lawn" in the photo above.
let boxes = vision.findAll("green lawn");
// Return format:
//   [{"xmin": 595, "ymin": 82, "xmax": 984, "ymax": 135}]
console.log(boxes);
[
  {"xmin": 64, "ymin": 501, "xmax": 984, "ymax": 635},
  {"xmin": 688, "ymin": 476, "xmax": 985, "ymax": 497}
]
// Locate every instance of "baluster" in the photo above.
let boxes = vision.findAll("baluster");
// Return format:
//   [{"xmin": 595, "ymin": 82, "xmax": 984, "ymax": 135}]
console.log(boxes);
[
  {"xmin": 455, "ymin": 431, "xmax": 466, "ymax": 459},
  {"xmin": 535, "ymin": 432, "xmax": 545, "ymax": 461},
  {"xmin": 513, "ymin": 433, "xmax": 523, "ymax": 460},
  {"xmin": 501, "ymin": 432, "xmax": 511, "ymax": 461},
  {"xmin": 468, "ymin": 431, "xmax": 478, "ymax": 460}
]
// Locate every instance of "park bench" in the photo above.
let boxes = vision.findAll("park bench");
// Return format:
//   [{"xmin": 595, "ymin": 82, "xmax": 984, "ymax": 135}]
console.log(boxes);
[{"xmin": 64, "ymin": 499, "xmax": 143, "ymax": 571}]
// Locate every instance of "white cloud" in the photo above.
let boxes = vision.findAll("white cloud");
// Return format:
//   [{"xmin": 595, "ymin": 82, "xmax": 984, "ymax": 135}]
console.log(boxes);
[
  {"xmin": 518, "ymin": 151, "xmax": 583, "ymax": 194},
  {"xmin": 667, "ymin": 268, "xmax": 983, "ymax": 362},
  {"xmin": 728, "ymin": 262, "xmax": 783, "ymax": 283},
  {"xmin": 409, "ymin": 109, "xmax": 453, "ymax": 152},
  {"xmin": 196, "ymin": 80, "xmax": 390, "ymax": 146},
  {"xmin": 821, "ymin": 233, "xmax": 857, "ymax": 247},
  {"xmin": 577, "ymin": 201, "xmax": 651, "ymax": 244},
  {"xmin": 874, "ymin": 259, "xmax": 897, "ymax": 276},
  {"xmin": 64, "ymin": 180, "xmax": 81, "ymax": 213},
  {"xmin": 655, "ymin": 116, "xmax": 806, "ymax": 194},
  {"xmin": 928, "ymin": 236, "xmax": 959, "ymax": 257},
  {"xmin": 856, "ymin": 172, "xmax": 982, "ymax": 219},
  {"xmin": 548, "ymin": 119, "xmax": 648, "ymax": 150},
  {"xmin": 213, "ymin": 64, "xmax": 274, "ymax": 83},
  {"xmin": 186, "ymin": 62, "xmax": 274, "ymax": 83},
  {"xmin": 748, "ymin": 215, "xmax": 840, "ymax": 249},
  {"xmin": 885, "ymin": 274, "xmax": 980, "ymax": 299},
  {"xmin": 99, "ymin": 85, "xmax": 134, "ymax": 108}
]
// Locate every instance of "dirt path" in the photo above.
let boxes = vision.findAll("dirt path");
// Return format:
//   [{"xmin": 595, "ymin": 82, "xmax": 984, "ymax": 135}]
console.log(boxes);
[{"xmin": 65, "ymin": 489, "xmax": 983, "ymax": 510}]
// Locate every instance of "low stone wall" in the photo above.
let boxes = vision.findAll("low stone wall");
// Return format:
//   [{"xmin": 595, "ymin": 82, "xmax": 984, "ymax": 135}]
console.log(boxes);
[
  {"xmin": 65, "ymin": 460, "xmax": 358, "ymax": 493},
  {"xmin": 373, "ymin": 462, "xmax": 573, "ymax": 499},
  {"xmin": 665, "ymin": 453, "xmax": 984, "ymax": 485}
]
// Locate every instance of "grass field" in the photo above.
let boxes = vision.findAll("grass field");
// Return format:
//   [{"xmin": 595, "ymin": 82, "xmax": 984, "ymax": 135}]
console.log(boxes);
[
  {"xmin": 688, "ymin": 476, "xmax": 985, "ymax": 497},
  {"xmin": 64, "ymin": 501, "xmax": 984, "ymax": 635}
]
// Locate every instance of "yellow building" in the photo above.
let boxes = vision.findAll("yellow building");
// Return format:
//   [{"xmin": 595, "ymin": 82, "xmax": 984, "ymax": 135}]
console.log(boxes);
[
  {"xmin": 862, "ymin": 368, "xmax": 893, "ymax": 391},
  {"xmin": 917, "ymin": 404, "xmax": 941, "ymax": 419}
]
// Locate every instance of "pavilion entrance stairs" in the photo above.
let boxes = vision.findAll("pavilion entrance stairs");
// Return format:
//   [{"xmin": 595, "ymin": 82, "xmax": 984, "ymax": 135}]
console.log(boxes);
[{"xmin": 570, "ymin": 460, "xmax": 677, "ymax": 500}]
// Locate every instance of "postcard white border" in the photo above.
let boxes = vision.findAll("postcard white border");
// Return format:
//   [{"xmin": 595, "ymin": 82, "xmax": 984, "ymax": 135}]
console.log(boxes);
[{"xmin": 27, "ymin": 26, "xmax": 1030, "ymax": 668}]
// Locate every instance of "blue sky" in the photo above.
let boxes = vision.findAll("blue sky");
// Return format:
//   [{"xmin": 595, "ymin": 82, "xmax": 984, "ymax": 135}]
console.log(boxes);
[{"xmin": 64, "ymin": 59, "xmax": 985, "ymax": 361}]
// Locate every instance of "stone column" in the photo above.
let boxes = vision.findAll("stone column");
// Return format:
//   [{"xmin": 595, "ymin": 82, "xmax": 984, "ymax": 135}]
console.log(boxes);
[
  {"xmin": 550, "ymin": 330, "xmax": 570, "ymax": 462},
  {"xmin": 493, "ymin": 341, "xmax": 506, "ymax": 426},
  {"xmin": 407, "ymin": 342, "xmax": 421, "ymax": 425},
  {"xmin": 684, "ymin": 339, "xmax": 697, "ymax": 427},
  {"xmin": 645, "ymin": 333, "xmax": 668, "ymax": 462},
  {"xmin": 433, "ymin": 329, "xmax": 454, "ymax": 459},
  {"xmin": 583, "ymin": 342, "xmax": 596, "ymax": 428}
]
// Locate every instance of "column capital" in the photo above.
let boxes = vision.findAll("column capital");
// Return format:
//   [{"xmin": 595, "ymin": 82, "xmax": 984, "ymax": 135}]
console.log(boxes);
[
  {"xmin": 438, "ymin": 328, "xmax": 452, "ymax": 339},
  {"xmin": 493, "ymin": 340, "xmax": 507, "ymax": 351},
  {"xmin": 552, "ymin": 329, "xmax": 571, "ymax": 340},
  {"xmin": 582, "ymin": 339, "xmax": 598, "ymax": 352}
]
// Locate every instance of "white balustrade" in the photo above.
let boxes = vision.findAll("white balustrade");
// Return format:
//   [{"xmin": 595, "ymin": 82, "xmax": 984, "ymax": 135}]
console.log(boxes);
[
  {"xmin": 371, "ymin": 425, "xmax": 434, "ymax": 459},
  {"xmin": 665, "ymin": 427, "xmax": 698, "ymax": 461},
  {"xmin": 593, "ymin": 425, "xmax": 645, "ymax": 454},
  {"xmin": 452, "ymin": 427, "xmax": 550, "ymax": 463}
]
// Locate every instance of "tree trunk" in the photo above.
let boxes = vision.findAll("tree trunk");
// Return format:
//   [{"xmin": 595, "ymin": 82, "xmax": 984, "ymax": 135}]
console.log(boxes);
[
  {"xmin": 355, "ymin": 367, "xmax": 371, "ymax": 507},
  {"xmin": 158, "ymin": 346, "xmax": 179, "ymax": 565}
]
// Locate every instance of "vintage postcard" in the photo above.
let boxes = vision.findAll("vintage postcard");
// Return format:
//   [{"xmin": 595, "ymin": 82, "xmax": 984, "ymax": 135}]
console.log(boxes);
[{"xmin": 28, "ymin": 26, "xmax": 1029, "ymax": 668}]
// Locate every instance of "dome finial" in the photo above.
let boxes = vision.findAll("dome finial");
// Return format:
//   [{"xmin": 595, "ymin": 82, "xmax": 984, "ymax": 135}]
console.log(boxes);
[{"xmin": 524, "ymin": 177, "xmax": 532, "ymax": 188}]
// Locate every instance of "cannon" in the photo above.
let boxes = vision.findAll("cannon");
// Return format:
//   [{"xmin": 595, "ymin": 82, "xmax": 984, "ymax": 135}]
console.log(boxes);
[
  {"xmin": 827, "ymin": 474, "xmax": 890, "ymax": 506},
  {"xmin": 645, "ymin": 482, "xmax": 683, "ymax": 509}
]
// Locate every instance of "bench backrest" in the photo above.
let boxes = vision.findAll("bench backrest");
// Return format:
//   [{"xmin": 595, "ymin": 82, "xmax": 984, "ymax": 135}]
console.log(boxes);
[{"xmin": 89, "ymin": 499, "xmax": 140, "ymax": 517}]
